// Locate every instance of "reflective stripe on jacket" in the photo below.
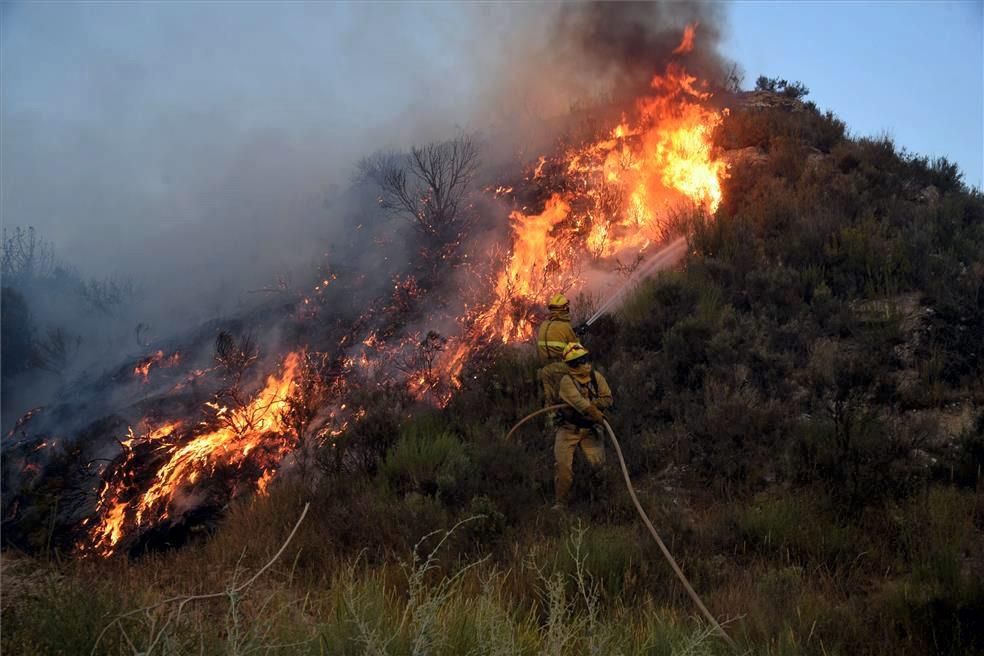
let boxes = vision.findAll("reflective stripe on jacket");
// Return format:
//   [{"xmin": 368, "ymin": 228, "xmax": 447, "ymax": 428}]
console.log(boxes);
[{"xmin": 537, "ymin": 312, "xmax": 577, "ymax": 362}]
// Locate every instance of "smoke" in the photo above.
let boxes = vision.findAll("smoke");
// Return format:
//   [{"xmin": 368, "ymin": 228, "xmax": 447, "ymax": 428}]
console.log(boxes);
[
  {"xmin": 2, "ymin": 1, "xmax": 727, "ymax": 299},
  {"xmin": 468, "ymin": 1, "xmax": 729, "ymax": 146},
  {"xmin": 3, "ymin": 2, "xmax": 738, "ymax": 553},
  {"xmin": 1, "ymin": 3, "xmax": 489, "ymax": 317},
  {"xmin": 552, "ymin": 1, "xmax": 727, "ymax": 99},
  {"xmin": 1, "ymin": 2, "xmax": 729, "ymax": 423}
]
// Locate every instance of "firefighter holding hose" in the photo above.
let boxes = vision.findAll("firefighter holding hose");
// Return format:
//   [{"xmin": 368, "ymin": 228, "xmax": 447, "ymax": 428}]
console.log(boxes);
[
  {"xmin": 552, "ymin": 342, "xmax": 612, "ymax": 509},
  {"xmin": 517, "ymin": 305, "xmax": 736, "ymax": 647}
]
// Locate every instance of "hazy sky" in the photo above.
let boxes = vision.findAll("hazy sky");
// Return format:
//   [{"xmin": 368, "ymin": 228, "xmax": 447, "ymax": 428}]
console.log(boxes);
[
  {"xmin": 2, "ymin": 1, "xmax": 981, "ymax": 291},
  {"xmin": 1, "ymin": 2, "xmax": 495, "ymax": 301}
]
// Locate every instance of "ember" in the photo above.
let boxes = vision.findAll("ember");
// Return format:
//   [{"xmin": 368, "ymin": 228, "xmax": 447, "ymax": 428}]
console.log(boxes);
[{"xmin": 133, "ymin": 350, "xmax": 181, "ymax": 383}]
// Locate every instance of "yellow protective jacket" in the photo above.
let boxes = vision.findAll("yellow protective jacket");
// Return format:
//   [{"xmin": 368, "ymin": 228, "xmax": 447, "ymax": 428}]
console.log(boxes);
[
  {"xmin": 537, "ymin": 310, "xmax": 577, "ymax": 362},
  {"xmin": 558, "ymin": 367, "xmax": 613, "ymax": 429}
]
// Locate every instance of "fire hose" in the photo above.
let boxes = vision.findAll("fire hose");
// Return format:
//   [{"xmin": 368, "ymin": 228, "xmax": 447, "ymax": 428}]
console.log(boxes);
[{"xmin": 506, "ymin": 404, "xmax": 738, "ymax": 650}]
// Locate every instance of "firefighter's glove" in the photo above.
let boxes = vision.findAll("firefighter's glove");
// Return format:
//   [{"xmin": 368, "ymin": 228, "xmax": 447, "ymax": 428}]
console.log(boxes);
[{"xmin": 585, "ymin": 404, "xmax": 605, "ymax": 424}]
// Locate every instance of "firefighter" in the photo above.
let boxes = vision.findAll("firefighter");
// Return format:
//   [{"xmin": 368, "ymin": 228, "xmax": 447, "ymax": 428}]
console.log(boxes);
[
  {"xmin": 537, "ymin": 293, "xmax": 578, "ymax": 407},
  {"xmin": 553, "ymin": 342, "xmax": 612, "ymax": 509},
  {"xmin": 537, "ymin": 293, "xmax": 577, "ymax": 362}
]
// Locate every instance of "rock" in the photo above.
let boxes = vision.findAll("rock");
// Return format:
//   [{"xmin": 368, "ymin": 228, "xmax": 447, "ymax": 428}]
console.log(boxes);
[
  {"xmin": 739, "ymin": 90, "xmax": 805, "ymax": 112},
  {"xmin": 919, "ymin": 185, "xmax": 941, "ymax": 206},
  {"xmin": 723, "ymin": 146, "xmax": 767, "ymax": 168}
]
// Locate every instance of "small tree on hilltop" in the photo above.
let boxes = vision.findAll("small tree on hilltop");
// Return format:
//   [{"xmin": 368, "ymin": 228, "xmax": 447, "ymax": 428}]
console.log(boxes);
[{"xmin": 754, "ymin": 75, "xmax": 810, "ymax": 100}]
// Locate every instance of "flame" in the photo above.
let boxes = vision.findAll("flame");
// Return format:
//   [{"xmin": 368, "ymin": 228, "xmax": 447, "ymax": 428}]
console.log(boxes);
[
  {"xmin": 468, "ymin": 194, "xmax": 573, "ymax": 344},
  {"xmin": 134, "ymin": 350, "xmax": 181, "ymax": 383},
  {"xmin": 256, "ymin": 469, "xmax": 274, "ymax": 496},
  {"xmin": 672, "ymin": 22, "xmax": 697, "ymax": 55},
  {"xmin": 454, "ymin": 49, "xmax": 726, "ymax": 350},
  {"xmin": 412, "ymin": 32, "xmax": 727, "ymax": 398},
  {"xmin": 75, "ymin": 26, "xmax": 730, "ymax": 550},
  {"xmin": 81, "ymin": 354, "xmax": 300, "ymax": 556}
]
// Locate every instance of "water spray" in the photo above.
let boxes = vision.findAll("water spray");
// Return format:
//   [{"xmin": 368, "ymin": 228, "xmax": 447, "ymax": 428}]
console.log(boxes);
[{"xmin": 582, "ymin": 236, "xmax": 688, "ymax": 329}]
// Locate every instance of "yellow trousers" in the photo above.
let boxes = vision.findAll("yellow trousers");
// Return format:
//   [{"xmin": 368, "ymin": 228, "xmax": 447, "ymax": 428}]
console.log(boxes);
[{"xmin": 554, "ymin": 426, "xmax": 605, "ymax": 503}]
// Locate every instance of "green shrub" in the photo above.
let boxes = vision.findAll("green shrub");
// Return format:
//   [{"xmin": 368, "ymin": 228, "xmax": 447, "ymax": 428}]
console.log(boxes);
[
  {"xmin": 446, "ymin": 347, "xmax": 541, "ymax": 432},
  {"xmin": 684, "ymin": 375, "xmax": 788, "ymax": 486},
  {"xmin": 317, "ymin": 387, "xmax": 410, "ymax": 475},
  {"xmin": 735, "ymin": 494, "xmax": 857, "ymax": 569},
  {"xmin": 461, "ymin": 495, "xmax": 508, "ymax": 547},
  {"xmin": 1, "ymin": 571, "xmax": 128, "ymax": 656},
  {"xmin": 716, "ymin": 102, "xmax": 845, "ymax": 153},
  {"xmin": 381, "ymin": 423, "xmax": 470, "ymax": 501},
  {"xmin": 558, "ymin": 524, "xmax": 645, "ymax": 599},
  {"xmin": 947, "ymin": 413, "xmax": 984, "ymax": 487},
  {"xmin": 765, "ymin": 136, "xmax": 809, "ymax": 184},
  {"xmin": 618, "ymin": 271, "xmax": 701, "ymax": 351},
  {"xmin": 879, "ymin": 488, "xmax": 984, "ymax": 654}
]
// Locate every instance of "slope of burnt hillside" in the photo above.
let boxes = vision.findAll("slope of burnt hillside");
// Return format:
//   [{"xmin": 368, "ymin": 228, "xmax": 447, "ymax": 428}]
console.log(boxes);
[{"xmin": 4, "ymin": 90, "xmax": 983, "ymax": 656}]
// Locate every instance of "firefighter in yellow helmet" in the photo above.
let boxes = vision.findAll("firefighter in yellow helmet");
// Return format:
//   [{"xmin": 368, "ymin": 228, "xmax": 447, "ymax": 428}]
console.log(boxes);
[
  {"xmin": 536, "ymin": 293, "xmax": 579, "ymax": 408},
  {"xmin": 553, "ymin": 342, "xmax": 613, "ymax": 509},
  {"xmin": 537, "ymin": 293, "xmax": 577, "ymax": 362}
]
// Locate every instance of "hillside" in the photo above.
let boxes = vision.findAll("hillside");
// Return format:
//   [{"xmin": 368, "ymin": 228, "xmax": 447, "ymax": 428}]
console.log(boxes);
[{"xmin": 3, "ymin": 90, "xmax": 983, "ymax": 656}]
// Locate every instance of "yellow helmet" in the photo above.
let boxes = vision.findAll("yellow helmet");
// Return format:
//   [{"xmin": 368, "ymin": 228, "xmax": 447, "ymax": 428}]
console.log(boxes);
[
  {"xmin": 562, "ymin": 342, "xmax": 589, "ymax": 363},
  {"xmin": 548, "ymin": 293, "xmax": 569, "ymax": 310}
]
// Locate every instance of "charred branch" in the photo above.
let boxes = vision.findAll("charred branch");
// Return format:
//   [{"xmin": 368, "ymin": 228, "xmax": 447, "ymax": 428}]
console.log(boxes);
[
  {"xmin": 33, "ymin": 327, "xmax": 81, "ymax": 373},
  {"xmin": 212, "ymin": 332, "xmax": 263, "ymax": 435},
  {"xmin": 1, "ymin": 226, "xmax": 55, "ymax": 283},
  {"xmin": 363, "ymin": 136, "xmax": 480, "ymax": 278},
  {"xmin": 280, "ymin": 351, "xmax": 334, "ymax": 481},
  {"xmin": 81, "ymin": 275, "xmax": 140, "ymax": 316},
  {"xmin": 215, "ymin": 331, "xmax": 258, "ymax": 380}
]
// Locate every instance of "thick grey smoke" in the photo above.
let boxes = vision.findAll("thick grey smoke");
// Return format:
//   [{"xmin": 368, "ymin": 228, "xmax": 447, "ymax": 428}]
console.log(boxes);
[
  {"xmin": 1, "ymin": 2, "xmax": 728, "ymax": 423},
  {"xmin": 1, "ymin": 3, "xmax": 487, "ymax": 320},
  {"xmin": 2, "ymin": 2, "xmax": 725, "ymax": 301},
  {"xmin": 552, "ymin": 1, "xmax": 727, "ymax": 98}
]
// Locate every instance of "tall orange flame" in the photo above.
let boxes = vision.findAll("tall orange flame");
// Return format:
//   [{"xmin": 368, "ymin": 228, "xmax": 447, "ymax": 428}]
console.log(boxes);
[
  {"xmin": 81, "ymin": 353, "xmax": 300, "ymax": 556},
  {"xmin": 453, "ymin": 53, "xmax": 727, "ymax": 352},
  {"xmin": 673, "ymin": 22, "xmax": 698, "ymax": 55}
]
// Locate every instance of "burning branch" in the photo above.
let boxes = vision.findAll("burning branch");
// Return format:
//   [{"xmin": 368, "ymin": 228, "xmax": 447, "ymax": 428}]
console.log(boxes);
[
  {"xmin": 387, "ymin": 275, "xmax": 423, "ymax": 315},
  {"xmin": 215, "ymin": 332, "xmax": 258, "ymax": 378},
  {"xmin": 279, "ymin": 351, "xmax": 333, "ymax": 482},
  {"xmin": 213, "ymin": 332, "xmax": 263, "ymax": 434},
  {"xmin": 396, "ymin": 331, "xmax": 451, "ymax": 402}
]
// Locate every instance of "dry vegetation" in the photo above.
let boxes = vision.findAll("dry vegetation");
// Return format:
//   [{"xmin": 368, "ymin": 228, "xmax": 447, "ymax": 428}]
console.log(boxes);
[{"xmin": 4, "ymin": 97, "xmax": 983, "ymax": 655}]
